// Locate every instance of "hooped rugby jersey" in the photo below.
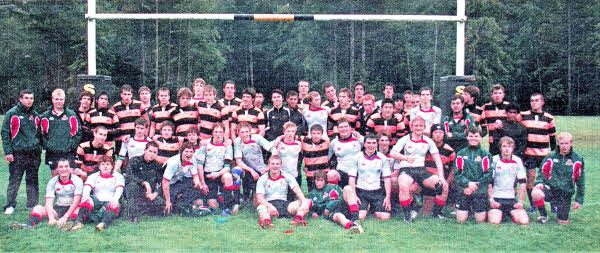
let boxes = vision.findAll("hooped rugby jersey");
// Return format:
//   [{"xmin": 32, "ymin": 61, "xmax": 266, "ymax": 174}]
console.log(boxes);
[
  {"xmin": 302, "ymin": 138, "xmax": 330, "ymax": 172},
  {"xmin": 46, "ymin": 175, "xmax": 84, "ymax": 206},
  {"xmin": 85, "ymin": 107, "xmax": 117, "ymax": 140},
  {"xmin": 154, "ymin": 136, "xmax": 182, "ymax": 164},
  {"xmin": 520, "ymin": 110, "xmax": 556, "ymax": 159},
  {"xmin": 109, "ymin": 100, "xmax": 144, "ymax": 140},
  {"xmin": 197, "ymin": 102, "xmax": 225, "ymax": 140},
  {"xmin": 365, "ymin": 112, "xmax": 407, "ymax": 144},
  {"xmin": 231, "ymin": 106, "xmax": 265, "ymax": 134},
  {"xmin": 149, "ymin": 103, "xmax": 177, "ymax": 135},
  {"xmin": 327, "ymin": 106, "xmax": 361, "ymax": 138},
  {"xmin": 75, "ymin": 141, "xmax": 114, "ymax": 173},
  {"xmin": 171, "ymin": 105, "xmax": 199, "ymax": 137}
]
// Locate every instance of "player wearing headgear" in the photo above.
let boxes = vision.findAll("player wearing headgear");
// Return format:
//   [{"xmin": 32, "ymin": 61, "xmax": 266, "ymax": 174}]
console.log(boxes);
[
  {"xmin": 255, "ymin": 155, "xmax": 311, "ymax": 229},
  {"xmin": 390, "ymin": 116, "xmax": 447, "ymax": 223},
  {"xmin": 488, "ymin": 136, "xmax": 529, "ymax": 225},
  {"xmin": 9, "ymin": 159, "xmax": 83, "ymax": 230},
  {"xmin": 71, "ymin": 156, "xmax": 125, "ymax": 231},
  {"xmin": 423, "ymin": 124, "xmax": 454, "ymax": 217},
  {"xmin": 454, "ymin": 126, "xmax": 492, "ymax": 224},
  {"xmin": 532, "ymin": 132, "xmax": 585, "ymax": 225}
]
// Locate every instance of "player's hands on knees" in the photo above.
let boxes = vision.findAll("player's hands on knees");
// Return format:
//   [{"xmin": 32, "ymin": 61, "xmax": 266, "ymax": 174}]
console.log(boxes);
[
  {"xmin": 573, "ymin": 202, "xmax": 581, "ymax": 210},
  {"xmin": 463, "ymin": 188, "xmax": 473, "ymax": 196},
  {"xmin": 251, "ymin": 171, "xmax": 260, "ymax": 180},
  {"xmin": 467, "ymin": 181, "xmax": 479, "ymax": 191},
  {"xmin": 513, "ymin": 202, "xmax": 524, "ymax": 209},
  {"xmin": 383, "ymin": 197, "xmax": 392, "ymax": 212},
  {"xmin": 490, "ymin": 200, "xmax": 500, "ymax": 209},
  {"xmin": 108, "ymin": 200, "xmax": 119, "ymax": 210}
]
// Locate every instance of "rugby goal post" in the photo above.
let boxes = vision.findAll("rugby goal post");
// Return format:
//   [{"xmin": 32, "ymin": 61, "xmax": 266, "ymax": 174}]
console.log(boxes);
[{"xmin": 85, "ymin": 0, "xmax": 467, "ymax": 76}]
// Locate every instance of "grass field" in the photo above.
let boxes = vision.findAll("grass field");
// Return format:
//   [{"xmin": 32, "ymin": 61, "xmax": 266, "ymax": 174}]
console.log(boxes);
[{"xmin": 0, "ymin": 116, "xmax": 599, "ymax": 252}]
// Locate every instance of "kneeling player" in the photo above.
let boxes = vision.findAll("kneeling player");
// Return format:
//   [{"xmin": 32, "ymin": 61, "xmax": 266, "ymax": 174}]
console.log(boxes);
[
  {"xmin": 255, "ymin": 155, "xmax": 310, "ymax": 229},
  {"xmin": 72, "ymin": 156, "xmax": 125, "ymax": 231},
  {"xmin": 194, "ymin": 123, "xmax": 239, "ymax": 215},
  {"xmin": 9, "ymin": 159, "xmax": 83, "ymax": 230},
  {"xmin": 454, "ymin": 127, "xmax": 492, "ymax": 223},
  {"xmin": 532, "ymin": 132, "xmax": 585, "ymax": 225},
  {"xmin": 488, "ymin": 137, "xmax": 529, "ymax": 225}
]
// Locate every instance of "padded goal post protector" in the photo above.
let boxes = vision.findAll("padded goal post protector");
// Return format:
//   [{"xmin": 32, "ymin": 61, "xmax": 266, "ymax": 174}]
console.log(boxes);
[
  {"xmin": 77, "ymin": 74, "xmax": 115, "ymax": 98},
  {"xmin": 437, "ymin": 75, "xmax": 477, "ymax": 115}
]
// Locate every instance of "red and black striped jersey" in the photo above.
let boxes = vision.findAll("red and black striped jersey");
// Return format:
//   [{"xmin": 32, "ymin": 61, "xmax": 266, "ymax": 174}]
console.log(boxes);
[
  {"xmin": 109, "ymin": 100, "xmax": 144, "ymax": 140},
  {"xmin": 520, "ymin": 110, "xmax": 556, "ymax": 158},
  {"xmin": 464, "ymin": 103, "xmax": 483, "ymax": 124},
  {"xmin": 197, "ymin": 102, "xmax": 225, "ymax": 140},
  {"xmin": 218, "ymin": 97, "xmax": 242, "ymax": 121},
  {"xmin": 425, "ymin": 143, "xmax": 456, "ymax": 175},
  {"xmin": 171, "ymin": 105, "xmax": 199, "ymax": 137},
  {"xmin": 480, "ymin": 101, "xmax": 511, "ymax": 140},
  {"xmin": 327, "ymin": 106, "xmax": 361, "ymax": 138},
  {"xmin": 149, "ymin": 103, "xmax": 177, "ymax": 135},
  {"xmin": 85, "ymin": 108, "xmax": 117, "ymax": 141},
  {"xmin": 190, "ymin": 97, "xmax": 205, "ymax": 108},
  {"xmin": 231, "ymin": 107, "xmax": 265, "ymax": 134},
  {"xmin": 75, "ymin": 141, "xmax": 114, "ymax": 173},
  {"xmin": 365, "ymin": 113, "xmax": 408, "ymax": 145},
  {"xmin": 302, "ymin": 138, "xmax": 330, "ymax": 172},
  {"xmin": 153, "ymin": 135, "xmax": 182, "ymax": 164}
]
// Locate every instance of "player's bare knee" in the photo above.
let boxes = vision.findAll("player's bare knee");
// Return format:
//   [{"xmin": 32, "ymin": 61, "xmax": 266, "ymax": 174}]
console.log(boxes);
[
  {"xmin": 221, "ymin": 173, "xmax": 233, "ymax": 185},
  {"xmin": 208, "ymin": 199, "xmax": 219, "ymax": 209},
  {"xmin": 375, "ymin": 212, "xmax": 390, "ymax": 221},
  {"xmin": 358, "ymin": 211, "xmax": 367, "ymax": 220}
]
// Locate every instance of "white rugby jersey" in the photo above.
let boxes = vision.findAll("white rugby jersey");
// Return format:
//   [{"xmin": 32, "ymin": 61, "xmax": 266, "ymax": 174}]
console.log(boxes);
[
  {"xmin": 46, "ymin": 175, "xmax": 84, "ymax": 206},
  {"xmin": 302, "ymin": 107, "xmax": 330, "ymax": 137},
  {"xmin": 276, "ymin": 141, "xmax": 302, "ymax": 177},
  {"xmin": 329, "ymin": 136, "xmax": 363, "ymax": 173},
  {"xmin": 234, "ymin": 134, "xmax": 274, "ymax": 173},
  {"xmin": 84, "ymin": 172, "xmax": 125, "ymax": 202},
  {"xmin": 163, "ymin": 154, "xmax": 197, "ymax": 184},
  {"xmin": 492, "ymin": 155, "xmax": 526, "ymax": 199},
  {"xmin": 256, "ymin": 171, "xmax": 299, "ymax": 202},
  {"xmin": 410, "ymin": 106, "xmax": 442, "ymax": 129},
  {"xmin": 349, "ymin": 152, "xmax": 391, "ymax": 191},
  {"xmin": 392, "ymin": 135, "xmax": 439, "ymax": 168},
  {"xmin": 194, "ymin": 141, "xmax": 233, "ymax": 173},
  {"xmin": 118, "ymin": 136, "xmax": 151, "ymax": 159}
]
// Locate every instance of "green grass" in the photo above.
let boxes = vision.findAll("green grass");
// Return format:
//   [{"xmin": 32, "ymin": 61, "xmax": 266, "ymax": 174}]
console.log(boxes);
[{"xmin": 1, "ymin": 116, "xmax": 599, "ymax": 252}]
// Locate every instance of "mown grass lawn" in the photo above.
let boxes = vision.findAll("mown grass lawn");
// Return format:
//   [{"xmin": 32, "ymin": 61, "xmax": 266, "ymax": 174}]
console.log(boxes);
[{"xmin": 0, "ymin": 116, "xmax": 599, "ymax": 252}]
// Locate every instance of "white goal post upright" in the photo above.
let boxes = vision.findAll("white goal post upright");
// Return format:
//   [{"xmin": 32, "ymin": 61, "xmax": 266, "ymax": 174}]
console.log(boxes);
[{"xmin": 86, "ymin": 0, "xmax": 467, "ymax": 76}]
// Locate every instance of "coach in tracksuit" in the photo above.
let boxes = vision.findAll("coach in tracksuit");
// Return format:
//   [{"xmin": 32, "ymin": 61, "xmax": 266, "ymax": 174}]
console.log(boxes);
[
  {"xmin": 2, "ymin": 90, "xmax": 42, "ymax": 214},
  {"xmin": 40, "ymin": 89, "xmax": 81, "ymax": 176}
]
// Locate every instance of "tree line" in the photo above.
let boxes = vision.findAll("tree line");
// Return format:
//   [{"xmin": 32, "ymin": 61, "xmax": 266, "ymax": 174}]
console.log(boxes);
[{"xmin": 0, "ymin": 0, "xmax": 598, "ymax": 115}]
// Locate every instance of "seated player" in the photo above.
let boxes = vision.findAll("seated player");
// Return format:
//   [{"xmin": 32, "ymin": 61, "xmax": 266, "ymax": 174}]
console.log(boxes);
[
  {"xmin": 194, "ymin": 123, "xmax": 239, "ymax": 215},
  {"xmin": 9, "ymin": 159, "xmax": 83, "ymax": 230},
  {"xmin": 390, "ymin": 116, "xmax": 447, "ymax": 223},
  {"xmin": 254, "ymin": 155, "xmax": 311, "ymax": 229},
  {"xmin": 454, "ymin": 126, "xmax": 493, "ymax": 224},
  {"xmin": 71, "ymin": 156, "xmax": 125, "ymax": 231},
  {"xmin": 233, "ymin": 122, "xmax": 278, "ymax": 204},
  {"xmin": 273, "ymin": 122, "xmax": 303, "ymax": 200},
  {"xmin": 115, "ymin": 117, "xmax": 151, "ymax": 173},
  {"xmin": 308, "ymin": 171, "xmax": 364, "ymax": 234},
  {"xmin": 153, "ymin": 121, "xmax": 183, "ymax": 165},
  {"xmin": 162, "ymin": 142, "xmax": 207, "ymax": 216},
  {"xmin": 126, "ymin": 142, "xmax": 164, "ymax": 223},
  {"xmin": 302, "ymin": 125, "xmax": 330, "ymax": 192},
  {"xmin": 347, "ymin": 133, "xmax": 392, "ymax": 221},
  {"xmin": 74, "ymin": 126, "xmax": 114, "ymax": 181},
  {"xmin": 488, "ymin": 136, "xmax": 529, "ymax": 225},
  {"xmin": 532, "ymin": 132, "xmax": 585, "ymax": 225},
  {"xmin": 328, "ymin": 119, "xmax": 363, "ymax": 187}
]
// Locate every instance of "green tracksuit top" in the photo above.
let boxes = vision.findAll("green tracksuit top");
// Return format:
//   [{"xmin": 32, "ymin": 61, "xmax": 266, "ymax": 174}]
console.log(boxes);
[
  {"xmin": 442, "ymin": 113, "xmax": 476, "ymax": 152},
  {"xmin": 454, "ymin": 145, "xmax": 493, "ymax": 196},
  {"xmin": 40, "ymin": 106, "xmax": 81, "ymax": 153},
  {"xmin": 536, "ymin": 149, "xmax": 585, "ymax": 204},
  {"xmin": 1, "ymin": 102, "xmax": 41, "ymax": 154}
]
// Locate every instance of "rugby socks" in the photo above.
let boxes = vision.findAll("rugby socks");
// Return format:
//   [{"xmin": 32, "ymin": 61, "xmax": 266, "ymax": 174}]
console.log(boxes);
[
  {"xmin": 102, "ymin": 209, "xmax": 118, "ymax": 227},
  {"xmin": 349, "ymin": 204, "xmax": 359, "ymax": 221},
  {"xmin": 222, "ymin": 185, "xmax": 237, "ymax": 209},
  {"xmin": 527, "ymin": 189, "xmax": 534, "ymax": 208},
  {"xmin": 345, "ymin": 221, "xmax": 354, "ymax": 229},
  {"xmin": 399, "ymin": 198, "xmax": 413, "ymax": 219},
  {"xmin": 432, "ymin": 198, "xmax": 446, "ymax": 216},
  {"xmin": 533, "ymin": 198, "xmax": 547, "ymax": 217},
  {"xmin": 29, "ymin": 213, "xmax": 42, "ymax": 227},
  {"xmin": 78, "ymin": 201, "xmax": 93, "ymax": 223}
]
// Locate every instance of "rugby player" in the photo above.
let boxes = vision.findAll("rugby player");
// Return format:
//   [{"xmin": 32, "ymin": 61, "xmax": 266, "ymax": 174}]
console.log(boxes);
[{"xmin": 328, "ymin": 119, "xmax": 363, "ymax": 187}]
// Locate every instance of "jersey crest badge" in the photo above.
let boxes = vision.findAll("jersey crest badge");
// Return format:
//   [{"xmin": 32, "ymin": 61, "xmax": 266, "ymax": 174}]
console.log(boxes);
[
  {"xmin": 475, "ymin": 156, "xmax": 481, "ymax": 162},
  {"xmin": 566, "ymin": 159, "xmax": 573, "ymax": 165}
]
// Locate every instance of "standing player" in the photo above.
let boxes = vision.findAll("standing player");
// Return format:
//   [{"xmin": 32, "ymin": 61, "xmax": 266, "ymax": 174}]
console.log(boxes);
[
  {"xmin": 328, "ymin": 120, "xmax": 363, "ymax": 187},
  {"xmin": 348, "ymin": 133, "xmax": 392, "ymax": 221},
  {"xmin": 126, "ymin": 142, "xmax": 164, "ymax": 223},
  {"xmin": 375, "ymin": 83, "xmax": 395, "ymax": 109},
  {"xmin": 365, "ymin": 99, "xmax": 407, "ymax": 145},
  {"xmin": 302, "ymin": 125, "xmax": 330, "ymax": 192},
  {"xmin": 297, "ymin": 80, "xmax": 311, "ymax": 110},
  {"xmin": 360, "ymin": 94, "xmax": 378, "ymax": 135},
  {"xmin": 462, "ymin": 85, "xmax": 483, "ymax": 125},
  {"xmin": 114, "ymin": 117, "xmax": 151, "ymax": 173},
  {"xmin": 264, "ymin": 89, "xmax": 291, "ymax": 141},
  {"xmin": 197, "ymin": 85, "xmax": 226, "ymax": 140},
  {"xmin": 74, "ymin": 126, "xmax": 114, "ymax": 180},
  {"xmin": 190, "ymin": 78, "xmax": 206, "ymax": 107},
  {"xmin": 233, "ymin": 122, "xmax": 278, "ymax": 204},
  {"xmin": 138, "ymin": 86, "xmax": 153, "ymax": 113},
  {"xmin": 255, "ymin": 155, "xmax": 311, "ymax": 229},
  {"xmin": 171, "ymin": 88, "xmax": 198, "ymax": 137},
  {"xmin": 40, "ymin": 88, "xmax": 81, "ymax": 176},
  {"xmin": 393, "ymin": 94, "xmax": 405, "ymax": 116},
  {"xmin": 85, "ymin": 91, "xmax": 117, "ymax": 142},
  {"xmin": 71, "ymin": 156, "xmax": 125, "ymax": 231},
  {"xmin": 218, "ymin": 80, "xmax": 242, "ymax": 139},
  {"xmin": 230, "ymin": 88, "xmax": 266, "ymax": 140},
  {"xmin": 2, "ymin": 90, "xmax": 41, "ymax": 215},
  {"xmin": 110, "ymin": 85, "xmax": 144, "ymax": 146},
  {"xmin": 390, "ymin": 116, "xmax": 447, "ymax": 222},
  {"xmin": 302, "ymin": 91, "xmax": 330, "ymax": 138},
  {"xmin": 492, "ymin": 103, "xmax": 527, "ymax": 158},
  {"xmin": 162, "ymin": 142, "xmax": 206, "ymax": 216},
  {"xmin": 443, "ymin": 95, "xmax": 476, "ymax": 152},
  {"xmin": 328, "ymin": 88, "xmax": 361, "ymax": 138},
  {"xmin": 352, "ymin": 81, "xmax": 366, "ymax": 110},
  {"xmin": 520, "ymin": 93, "xmax": 556, "ymax": 213},
  {"xmin": 480, "ymin": 84, "xmax": 511, "ymax": 155},
  {"xmin": 285, "ymin": 91, "xmax": 306, "ymax": 137},
  {"xmin": 253, "ymin": 91, "xmax": 266, "ymax": 112},
  {"xmin": 76, "ymin": 90, "xmax": 94, "ymax": 142},
  {"xmin": 403, "ymin": 91, "xmax": 416, "ymax": 114},
  {"xmin": 532, "ymin": 132, "xmax": 584, "ymax": 225},
  {"xmin": 409, "ymin": 87, "xmax": 442, "ymax": 136},
  {"xmin": 9, "ymin": 159, "xmax": 83, "ymax": 230},
  {"xmin": 488, "ymin": 137, "xmax": 529, "ymax": 225},
  {"xmin": 194, "ymin": 123, "xmax": 238, "ymax": 215},
  {"xmin": 149, "ymin": 87, "xmax": 177, "ymax": 137},
  {"xmin": 322, "ymin": 81, "xmax": 338, "ymax": 108},
  {"xmin": 454, "ymin": 127, "xmax": 493, "ymax": 224}
]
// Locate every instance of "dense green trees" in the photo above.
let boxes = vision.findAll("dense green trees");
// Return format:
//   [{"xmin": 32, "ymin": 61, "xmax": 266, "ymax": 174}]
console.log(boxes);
[{"xmin": 0, "ymin": 0, "xmax": 598, "ymax": 115}]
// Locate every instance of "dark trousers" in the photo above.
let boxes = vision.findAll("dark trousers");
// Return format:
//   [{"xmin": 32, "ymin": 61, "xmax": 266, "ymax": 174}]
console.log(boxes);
[
  {"xmin": 126, "ymin": 182, "xmax": 164, "ymax": 217},
  {"xmin": 6, "ymin": 150, "xmax": 41, "ymax": 209}
]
